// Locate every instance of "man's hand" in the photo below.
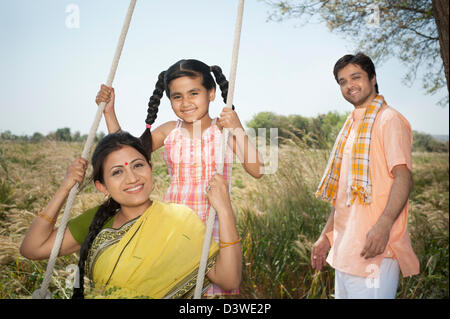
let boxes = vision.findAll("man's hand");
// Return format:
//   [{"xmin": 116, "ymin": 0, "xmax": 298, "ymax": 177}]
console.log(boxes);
[
  {"xmin": 360, "ymin": 165, "xmax": 412, "ymax": 259},
  {"xmin": 360, "ymin": 215, "xmax": 393, "ymax": 259},
  {"xmin": 311, "ymin": 235, "xmax": 331, "ymax": 271}
]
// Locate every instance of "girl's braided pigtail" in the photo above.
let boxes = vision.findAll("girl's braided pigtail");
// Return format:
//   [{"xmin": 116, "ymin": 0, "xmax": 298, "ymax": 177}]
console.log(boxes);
[
  {"xmin": 139, "ymin": 71, "xmax": 166, "ymax": 157},
  {"xmin": 210, "ymin": 65, "xmax": 235, "ymax": 110}
]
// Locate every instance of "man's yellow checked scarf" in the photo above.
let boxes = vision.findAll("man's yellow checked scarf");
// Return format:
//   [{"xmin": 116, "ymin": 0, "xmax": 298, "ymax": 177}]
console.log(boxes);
[{"xmin": 316, "ymin": 95, "xmax": 386, "ymax": 206}]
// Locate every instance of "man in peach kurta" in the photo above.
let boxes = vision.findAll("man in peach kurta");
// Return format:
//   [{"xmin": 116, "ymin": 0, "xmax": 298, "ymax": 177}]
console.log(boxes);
[{"xmin": 312, "ymin": 53, "xmax": 419, "ymax": 299}]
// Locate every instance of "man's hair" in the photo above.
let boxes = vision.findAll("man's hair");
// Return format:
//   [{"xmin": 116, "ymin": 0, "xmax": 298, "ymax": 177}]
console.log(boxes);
[{"xmin": 333, "ymin": 52, "xmax": 379, "ymax": 93}]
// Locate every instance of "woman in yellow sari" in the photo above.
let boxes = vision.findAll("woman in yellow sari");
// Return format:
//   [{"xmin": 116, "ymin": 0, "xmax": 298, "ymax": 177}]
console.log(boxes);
[{"xmin": 20, "ymin": 132, "xmax": 241, "ymax": 298}]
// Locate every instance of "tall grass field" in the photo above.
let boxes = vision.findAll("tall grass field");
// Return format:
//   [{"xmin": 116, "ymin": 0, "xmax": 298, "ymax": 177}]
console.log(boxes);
[{"xmin": 0, "ymin": 139, "xmax": 448, "ymax": 298}]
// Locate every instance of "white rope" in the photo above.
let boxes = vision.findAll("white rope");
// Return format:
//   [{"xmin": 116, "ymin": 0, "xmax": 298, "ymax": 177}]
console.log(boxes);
[
  {"xmin": 32, "ymin": 0, "xmax": 137, "ymax": 299},
  {"xmin": 193, "ymin": 0, "xmax": 245, "ymax": 299}
]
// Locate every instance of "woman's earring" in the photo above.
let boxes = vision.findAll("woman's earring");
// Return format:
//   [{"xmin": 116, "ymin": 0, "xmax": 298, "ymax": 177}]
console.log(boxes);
[{"xmin": 104, "ymin": 193, "xmax": 111, "ymax": 205}]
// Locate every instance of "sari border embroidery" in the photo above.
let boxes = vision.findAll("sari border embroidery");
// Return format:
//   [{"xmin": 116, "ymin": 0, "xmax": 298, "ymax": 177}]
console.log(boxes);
[
  {"xmin": 86, "ymin": 217, "xmax": 139, "ymax": 279},
  {"xmin": 163, "ymin": 251, "xmax": 218, "ymax": 299}
]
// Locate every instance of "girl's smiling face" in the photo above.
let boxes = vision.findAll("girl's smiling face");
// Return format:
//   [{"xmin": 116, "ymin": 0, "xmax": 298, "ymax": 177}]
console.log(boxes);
[
  {"xmin": 168, "ymin": 75, "xmax": 215, "ymax": 124},
  {"xmin": 95, "ymin": 145, "xmax": 153, "ymax": 209}
]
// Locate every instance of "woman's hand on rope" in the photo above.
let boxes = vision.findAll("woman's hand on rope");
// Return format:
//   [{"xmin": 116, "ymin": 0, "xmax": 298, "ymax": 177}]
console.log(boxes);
[
  {"xmin": 61, "ymin": 157, "xmax": 88, "ymax": 193},
  {"xmin": 205, "ymin": 173, "xmax": 242, "ymax": 291},
  {"xmin": 205, "ymin": 174, "xmax": 232, "ymax": 213},
  {"xmin": 20, "ymin": 157, "xmax": 86, "ymax": 260},
  {"xmin": 96, "ymin": 84, "xmax": 115, "ymax": 114}
]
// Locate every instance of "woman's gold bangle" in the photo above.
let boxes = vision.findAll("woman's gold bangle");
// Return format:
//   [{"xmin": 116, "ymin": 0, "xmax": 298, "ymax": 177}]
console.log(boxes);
[
  {"xmin": 38, "ymin": 212, "xmax": 56, "ymax": 224},
  {"xmin": 219, "ymin": 238, "xmax": 241, "ymax": 249}
]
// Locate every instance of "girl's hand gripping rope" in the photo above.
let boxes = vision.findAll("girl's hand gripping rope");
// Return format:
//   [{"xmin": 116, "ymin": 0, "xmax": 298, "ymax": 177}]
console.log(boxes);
[
  {"xmin": 217, "ymin": 107, "xmax": 244, "ymax": 133},
  {"xmin": 96, "ymin": 84, "xmax": 115, "ymax": 114}
]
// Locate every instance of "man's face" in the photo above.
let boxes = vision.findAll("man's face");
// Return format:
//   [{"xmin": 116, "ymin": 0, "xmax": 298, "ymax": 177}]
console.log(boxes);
[{"xmin": 337, "ymin": 63, "xmax": 377, "ymax": 108}]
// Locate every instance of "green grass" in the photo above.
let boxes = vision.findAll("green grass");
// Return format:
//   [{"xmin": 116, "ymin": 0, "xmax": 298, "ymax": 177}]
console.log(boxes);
[
  {"xmin": 397, "ymin": 153, "xmax": 449, "ymax": 298},
  {"xmin": 235, "ymin": 141, "xmax": 335, "ymax": 298}
]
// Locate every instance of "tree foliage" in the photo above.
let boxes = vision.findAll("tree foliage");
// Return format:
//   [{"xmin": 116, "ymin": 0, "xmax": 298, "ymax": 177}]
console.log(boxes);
[
  {"xmin": 0, "ymin": 129, "xmax": 101, "ymax": 143},
  {"xmin": 247, "ymin": 111, "xmax": 448, "ymax": 152},
  {"xmin": 263, "ymin": 0, "xmax": 448, "ymax": 104},
  {"xmin": 413, "ymin": 130, "xmax": 449, "ymax": 152},
  {"xmin": 55, "ymin": 128, "xmax": 72, "ymax": 142},
  {"xmin": 247, "ymin": 110, "xmax": 348, "ymax": 148}
]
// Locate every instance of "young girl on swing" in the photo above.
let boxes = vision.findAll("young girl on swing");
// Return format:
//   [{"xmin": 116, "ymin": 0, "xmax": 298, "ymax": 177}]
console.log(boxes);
[{"xmin": 95, "ymin": 59, "xmax": 264, "ymax": 296}]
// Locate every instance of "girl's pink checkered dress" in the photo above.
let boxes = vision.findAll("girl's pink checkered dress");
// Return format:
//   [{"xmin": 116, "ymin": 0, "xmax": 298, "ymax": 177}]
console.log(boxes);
[{"xmin": 162, "ymin": 118, "xmax": 237, "ymax": 296}]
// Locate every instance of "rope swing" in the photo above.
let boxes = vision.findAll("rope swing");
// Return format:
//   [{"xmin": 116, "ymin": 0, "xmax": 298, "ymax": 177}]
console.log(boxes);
[
  {"xmin": 194, "ymin": 0, "xmax": 245, "ymax": 299},
  {"xmin": 32, "ymin": 0, "xmax": 137, "ymax": 299}
]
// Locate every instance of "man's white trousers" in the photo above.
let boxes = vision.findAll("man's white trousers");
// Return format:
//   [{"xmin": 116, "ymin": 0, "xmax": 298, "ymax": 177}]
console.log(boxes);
[{"xmin": 335, "ymin": 258, "xmax": 400, "ymax": 299}]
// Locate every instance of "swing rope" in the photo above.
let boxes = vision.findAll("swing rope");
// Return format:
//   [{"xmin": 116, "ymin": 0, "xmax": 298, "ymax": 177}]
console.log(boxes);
[
  {"xmin": 193, "ymin": 0, "xmax": 245, "ymax": 299},
  {"xmin": 32, "ymin": 0, "xmax": 137, "ymax": 299}
]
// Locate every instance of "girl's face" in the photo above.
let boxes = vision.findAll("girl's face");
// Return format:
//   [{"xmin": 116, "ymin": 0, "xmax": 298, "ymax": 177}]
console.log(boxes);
[
  {"xmin": 95, "ymin": 145, "xmax": 153, "ymax": 209},
  {"xmin": 168, "ymin": 76, "xmax": 215, "ymax": 124}
]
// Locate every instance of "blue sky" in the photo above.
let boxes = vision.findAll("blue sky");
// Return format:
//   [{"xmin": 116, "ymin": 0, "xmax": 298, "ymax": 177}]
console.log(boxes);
[{"xmin": 0, "ymin": 0, "xmax": 448, "ymax": 137}]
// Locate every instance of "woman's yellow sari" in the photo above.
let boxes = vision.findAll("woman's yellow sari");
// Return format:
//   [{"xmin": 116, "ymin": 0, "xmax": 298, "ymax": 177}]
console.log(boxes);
[{"xmin": 85, "ymin": 200, "xmax": 219, "ymax": 299}]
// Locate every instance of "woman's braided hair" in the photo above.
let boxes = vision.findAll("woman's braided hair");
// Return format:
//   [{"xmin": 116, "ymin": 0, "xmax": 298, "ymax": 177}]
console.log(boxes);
[
  {"xmin": 72, "ymin": 131, "xmax": 150, "ymax": 299},
  {"xmin": 139, "ymin": 59, "xmax": 234, "ymax": 155}
]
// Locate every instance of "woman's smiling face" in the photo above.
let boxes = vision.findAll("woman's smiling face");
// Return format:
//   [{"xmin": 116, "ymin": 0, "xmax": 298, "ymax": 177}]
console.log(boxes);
[{"xmin": 95, "ymin": 145, "xmax": 153, "ymax": 208}]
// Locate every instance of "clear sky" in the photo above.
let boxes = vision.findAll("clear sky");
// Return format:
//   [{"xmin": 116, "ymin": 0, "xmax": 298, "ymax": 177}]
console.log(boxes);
[{"xmin": 1, "ymin": 0, "xmax": 448, "ymax": 137}]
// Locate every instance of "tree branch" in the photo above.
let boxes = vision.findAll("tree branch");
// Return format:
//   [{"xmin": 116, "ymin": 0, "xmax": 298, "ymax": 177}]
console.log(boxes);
[
  {"xmin": 398, "ymin": 24, "xmax": 439, "ymax": 41},
  {"xmin": 385, "ymin": 3, "xmax": 430, "ymax": 16}
]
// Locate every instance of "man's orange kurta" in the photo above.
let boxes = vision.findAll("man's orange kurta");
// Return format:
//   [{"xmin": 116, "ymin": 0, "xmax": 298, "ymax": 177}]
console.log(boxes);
[{"xmin": 325, "ymin": 105, "xmax": 420, "ymax": 278}]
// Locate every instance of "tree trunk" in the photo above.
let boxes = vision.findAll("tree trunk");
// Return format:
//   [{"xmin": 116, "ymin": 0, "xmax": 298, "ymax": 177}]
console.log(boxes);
[{"xmin": 432, "ymin": 0, "xmax": 449, "ymax": 94}]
